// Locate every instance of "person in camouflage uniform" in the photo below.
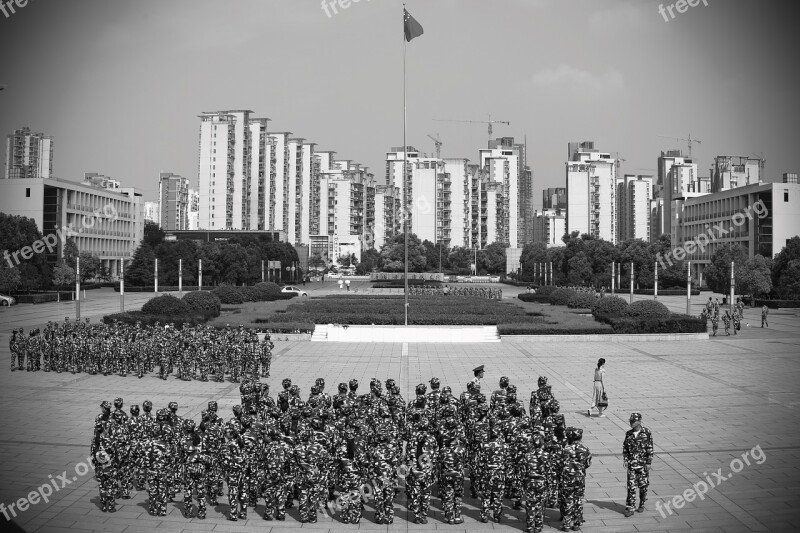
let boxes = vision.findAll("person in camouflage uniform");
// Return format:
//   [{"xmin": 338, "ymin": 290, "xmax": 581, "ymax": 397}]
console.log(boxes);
[
  {"xmin": 10, "ymin": 328, "xmax": 23, "ymax": 371},
  {"xmin": 94, "ymin": 420, "xmax": 118, "ymax": 513},
  {"xmin": 490, "ymin": 376, "xmax": 510, "ymax": 411},
  {"xmin": 479, "ymin": 426, "xmax": 508, "ymax": 523},
  {"xmin": 126, "ymin": 404, "xmax": 147, "ymax": 492},
  {"xmin": 711, "ymin": 312, "xmax": 719, "ymax": 336},
  {"xmin": 338, "ymin": 454, "xmax": 363, "ymax": 524},
  {"xmin": 623, "ymin": 412, "xmax": 654, "ymax": 517},
  {"xmin": 405, "ymin": 415, "xmax": 437, "ymax": 524},
  {"xmin": 261, "ymin": 428, "xmax": 291, "ymax": 520},
  {"xmin": 92, "ymin": 401, "xmax": 112, "ymax": 472},
  {"xmin": 560, "ymin": 427, "xmax": 592, "ymax": 532},
  {"xmin": 183, "ymin": 432, "xmax": 212, "ymax": 519},
  {"xmin": 146, "ymin": 410, "xmax": 172, "ymax": 516},
  {"xmin": 369, "ymin": 422, "xmax": 398, "ymax": 524},
  {"xmin": 222, "ymin": 420, "xmax": 248, "ymax": 520},
  {"xmin": 521, "ymin": 432, "xmax": 548, "ymax": 533},
  {"xmin": 438, "ymin": 430, "xmax": 467, "ymax": 524},
  {"xmin": 294, "ymin": 427, "xmax": 329, "ymax": 523}
]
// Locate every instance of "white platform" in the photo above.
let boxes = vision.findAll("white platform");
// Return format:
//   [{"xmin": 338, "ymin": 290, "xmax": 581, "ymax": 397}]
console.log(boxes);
[{"xmin": 311, "ymin": 325, "xmax": 500, "ymax": 343}]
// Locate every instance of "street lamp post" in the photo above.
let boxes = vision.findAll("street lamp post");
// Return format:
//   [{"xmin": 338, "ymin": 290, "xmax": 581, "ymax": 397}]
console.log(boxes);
[
  {"xmin": 611, "ymin": 261, "xmax": 615, "ymax": 295},
  {"xmin": 199, "ymin": 259, "xmax": 203, "ymax": 290},
  {"xmin": 154, "ymin": 258, "xmax": 159, "ymax": 294},
  {"xmin": 629, "ymin": 262, "xmax": 634, "ymax": 304},
  {"xmin": 120, "ymin": 258, "xmax": 125, "ymax": 312},
  {"xmin": 75, "ymin": 255, "xmax": 81, "ymax": 320},
  {"xmin": 654, "ymin": 260, "xmax": 658, "ymax": 300}
]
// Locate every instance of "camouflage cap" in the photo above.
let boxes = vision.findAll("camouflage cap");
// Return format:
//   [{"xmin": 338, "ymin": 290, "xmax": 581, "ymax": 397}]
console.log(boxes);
[
  {"xmin": 348, "ymin": 378, "xmax": 359, "ymax": 390},
  {"xmin": 630, "ymin": 412, "xmax": 642, "ymax": 423},
  {"xmin": 538, "ymin": 376, "xmax": 548, "ymax": 387},
  {"xmin": 415, "ymin": 383, "xmax": 427, "ymax": 395},
  {"xmin": 282, "ymin": 378, "xmax": 292, "ymax": 388},
  {"xmin": 100, "ymin": 401, "xmax": 112, "ymax": 410},
  {"xmin": 168, "ymin": 401, "xmax": 178, "ymax": 411},
  {"xmin": 430, "ymin": 377, "xmax": 440, "ymax": 387},
  {"xmin": 113, "ymin": 397, "xmax": 123, "ymax": 408},
  {"xmin": 315, "ymin": 377, "xmax": 325, "ymax": 387},
  {"xmin": 129, "ymin": 405, "xmax": 140, "ymax": 415},
  {"xmin": 499, "ymin": 376, "xmax": 509, "ymax": 387},
  {"xmin": 208, "ymin": 400, "xmax": 218, "ymax": 412},
  {"xmin": 338, "ymin": 382, "xmax": 348, "ymax": 393}
]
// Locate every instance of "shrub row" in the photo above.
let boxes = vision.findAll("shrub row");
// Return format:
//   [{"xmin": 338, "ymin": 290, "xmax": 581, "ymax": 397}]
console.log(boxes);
[
  {"xmin": 754, "ymin": 298, "xmax": 800, "ymax": 309},
  {"xmin": 567, "ymin": 292, "xmax": 597, "ymax": 309},
  {"xmin": 594, "ymin": 313, "xmax": 707, "ymax": 334},
  {"xmin": 373, "ymin": 279, "xmax": 441, "ymax": 288},
  {"xmin": 591, "ymin": 296, "xmax": 628, "ymax": 317},
  {"xmin": 632, "ymin": 289, "xmax": 700, "ymax": 296},
  {"xmin": 248, "ymin": 321, "xmax": 315, "ymax": 334},
  {"xmin": 624, "ymin": 300, "xmax": 671, "ymax": 319},
  {"xmin": 115, "ymin": 285, "xmax": 212, "ymax": 292},
  {"xmin": 259, "ymin": 313, "xmax": 543, "ymax": 326},
  {"xmin": 212, "ymin": 283, "xmax": 292, "ymax": 304},
  {"xmin": 498, "ymin": 323, "xmax": 614, "ymax": 335},
  {"xmin": 14, "ymin": 292, "xmax": 75, "ymax": 304},
  {"xmin": 182, "ymin": 291, "xmax": 222, "ymax": 314}
]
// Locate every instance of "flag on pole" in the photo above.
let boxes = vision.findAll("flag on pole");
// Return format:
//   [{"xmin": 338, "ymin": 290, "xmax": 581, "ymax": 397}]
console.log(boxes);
[{"xmin": 404, "ymin": 8, "xmax": 424, "ymax": 42}]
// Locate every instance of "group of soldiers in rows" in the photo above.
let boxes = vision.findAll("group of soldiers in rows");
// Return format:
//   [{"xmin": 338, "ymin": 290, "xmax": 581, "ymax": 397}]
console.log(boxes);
[
  {"xmin": 701, "ymin": 297, "xmax": 745, "ymax": 336},
  {"xmin": 9, "ymin": 318, "xmax": 273, "ymax": 381},
  {"xmin": 408, "ymin": 285, "xmax": 503, "ymax": 299},
  {"xmin": 91, "ymin": 374, "xmax": 605, "ymax": 532}
]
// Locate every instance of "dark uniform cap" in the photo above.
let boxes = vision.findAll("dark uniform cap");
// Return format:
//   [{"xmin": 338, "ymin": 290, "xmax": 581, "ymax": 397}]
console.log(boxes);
[
  {"xmin": 630, "ymin": 412, "xmax": 642, "ymax": 423},
  {"xmin": 548, "ymin": 399, "xmax": 560, "ymax": 413},
  {"xmin": 473, "ymin": 365, "xmax": 485, "ymax": 374},
  {"xmin": 100, "ymin": 401, "xmax": 112, "ymax": 410},
  {"xmin": 499, "ymin": 376, "xmax": 509, "ymax": 387},
  {"xmin": 349, "ymin": 379, "xmax": 359, "ymax": 390},
  {"xmin": 507, "ymin": 384, "xmax": 517, "ymax": 393},
  {"xmin": 232, "ymin": 405, "xmax": 243, "ymax": 416},
  {"xmin": 538, "ymin": 376, "xmax": 548, "ymax": 387},
  {"xmin": 442, "ymin": 385, "xmax": 452, "ymax": 394},
  {"xmin": 289, "ymin": 385, "xmax": 300, "ymax": 395},
  {"xmin": 430, "ymin": 377, "xmax": 440, "ymax": 387},
  {"xmin": 184, "ymin": 419, "xmax": 196, "ymax": 431},
  {"xmin": 385, "ymin": 378, "xmax": 396, "ymax": 388},
  {"xmin": 572, "ymin": 428, "xmax": 583, "ymax": 440},
  {"xmin": 315, "ymin": 377, "xmax": 325, "ymax": 387}
]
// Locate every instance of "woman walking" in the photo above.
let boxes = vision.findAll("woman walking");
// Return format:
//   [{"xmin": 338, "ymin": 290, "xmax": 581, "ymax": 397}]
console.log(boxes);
[{"xmin": 588, "ymin": 358, "xmax": 606, "ymax": 417}]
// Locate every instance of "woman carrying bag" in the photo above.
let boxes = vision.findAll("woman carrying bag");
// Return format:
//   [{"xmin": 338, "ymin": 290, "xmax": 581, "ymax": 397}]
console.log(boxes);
[{"xmin": 589, "ymin": 358, "xmax": 607, "ymax": 417}]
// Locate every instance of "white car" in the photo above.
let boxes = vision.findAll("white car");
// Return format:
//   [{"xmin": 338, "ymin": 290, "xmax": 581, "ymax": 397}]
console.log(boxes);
[
  {"xmin": 0, "ymin": 293, "xmax": 16, "ymax": 306},
  {"xmin": 281, "ymin": 286, "xmax": 308, "ymax": 298}
]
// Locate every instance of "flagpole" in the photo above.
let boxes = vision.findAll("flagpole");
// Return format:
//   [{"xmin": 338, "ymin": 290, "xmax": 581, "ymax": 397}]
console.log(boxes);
[{"xmin": 403, "ymin": 4, "xmax": 409, "ymax": 327}]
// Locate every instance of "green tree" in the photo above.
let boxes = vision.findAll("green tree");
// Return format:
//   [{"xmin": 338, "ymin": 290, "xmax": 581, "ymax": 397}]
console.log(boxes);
[
  {"xmin": 737, "ymin": 254, "xmax": 772, "ymax": 301},
  {"xmin": 379, "ymin": 233, "xmax": 426, "ymax": 272},
  {"xmin": 0, "ymin": 212, "xmax": 51, "ymax": 289},
  {"xmin": 77, "ymin": 252, "xmax": 101, "ymax": 283},
  {"xmin": 0, "ymin": 261, "xmax": 21, "ymax": 293},
  {"xmin": 772, "ymin": 236, "xmax": 800, "ymax": 298},
  {"xmin": 567, "ymin": 252, "xmax": 593, "ymax": 285},
  {"xmin": 479, "ymin": 242, "xmax": 507, "ymax": 275},
  {"xmin": 447, "ymin": 246, "xmax": 472, "ymax": 275},
  {"xmin": 519, "ymin": 242, "xmax": 549, "ymax": 281},
  {"xmin": 705, "ymin": 244, "xmax": 748, "ymax": 294},
  {"xmin": 143, "ymin": 221, "xmax": 166, "ymax": 248},
  {"xmin": 62, "ymin": 238, "xmax": 79, "ymax": 270},
  {"xmin": 52, "ymin": 260, "xmax": 75, "ymax": 293},
  {"xmin": 125, "ymin": 243, "xmax": 155, "ymax": 286},
  {"xmin": 356, "ymin": 248, "xmax": 380, "ymax": 275}
]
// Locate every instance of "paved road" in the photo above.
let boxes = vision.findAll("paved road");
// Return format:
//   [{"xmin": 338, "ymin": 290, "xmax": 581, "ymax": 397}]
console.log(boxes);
[{"xmin": 1, "ymin": 284, "xmax": 798, "ymax": 532}]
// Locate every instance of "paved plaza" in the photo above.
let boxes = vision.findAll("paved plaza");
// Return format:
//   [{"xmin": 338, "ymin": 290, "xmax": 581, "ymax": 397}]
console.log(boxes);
[{"xmin": 1, "ymin": 285, "xmax": 798, "ymax": 532}]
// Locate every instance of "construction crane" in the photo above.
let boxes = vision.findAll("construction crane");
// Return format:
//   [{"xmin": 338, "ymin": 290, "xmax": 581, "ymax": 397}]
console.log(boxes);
[
  {"xmin": 427, "ymin": 133, "xmax": 442, "ymax": 158},
  {"xmin": 433, "ymin": 115, "xmax": 510, "ymax": 139},
  {"xmin": 615, "ymin": 152, "xmax": 626, "ymax": 170},
  {"xmin": 658, "ymin": 134, "xmax": 702, "ymax": 159}
]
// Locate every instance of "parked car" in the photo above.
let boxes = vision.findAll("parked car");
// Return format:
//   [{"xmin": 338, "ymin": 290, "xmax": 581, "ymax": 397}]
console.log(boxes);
[
  {"xmin": 281, "ymin": 285, "xmax": 308, "ymax": 298},
  {"xmin": 0, "ymin": 293, "xmax": 17, "ymax": 306}
]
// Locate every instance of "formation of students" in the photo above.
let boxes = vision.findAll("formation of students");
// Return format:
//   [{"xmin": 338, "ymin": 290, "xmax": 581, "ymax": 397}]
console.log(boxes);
[{"xmin": 91, "ymin": 369, "xmax": 654, "ymax": 532}]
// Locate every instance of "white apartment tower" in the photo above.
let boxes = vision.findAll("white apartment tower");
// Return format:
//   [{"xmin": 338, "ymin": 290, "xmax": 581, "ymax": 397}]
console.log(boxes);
[
  {"xmin": 616, "ymin": 174, "xmax": 653, "ymax": 242},
  {"xmin": 158, "ymin": 172, "xmax": 190, "ymax": 231},
  {"xmin": 566, "ymin": 141, "xmax": 617, "ymax": 243}
]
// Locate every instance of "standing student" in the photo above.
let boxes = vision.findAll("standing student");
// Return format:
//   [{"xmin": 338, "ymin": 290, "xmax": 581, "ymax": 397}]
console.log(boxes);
[
  {"xmin": 588, "ymin": 358, "xmax": 606, "ymax": 418},
  {"xmin": 761, "ymin": 305, "xmax": 769, "ymax": 328}
]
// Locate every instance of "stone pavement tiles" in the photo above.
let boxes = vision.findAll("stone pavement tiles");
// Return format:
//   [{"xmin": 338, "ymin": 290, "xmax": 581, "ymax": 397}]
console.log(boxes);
[{"xmin": 1, "ymin": 323, "xmax": 800, "ymax": 531}]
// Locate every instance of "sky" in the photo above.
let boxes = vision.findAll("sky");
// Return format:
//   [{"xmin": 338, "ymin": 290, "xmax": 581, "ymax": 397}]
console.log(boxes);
[{"xmin": 1, "ymin": 0, "xmax": 798, "ymax": 207}]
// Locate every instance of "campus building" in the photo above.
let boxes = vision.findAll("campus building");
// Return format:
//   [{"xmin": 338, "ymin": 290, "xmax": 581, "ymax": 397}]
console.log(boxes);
[
  {"xmin": 673, "ymin": 181, "xmax": 800, "ymax": 284},
  {"xmin": 566, "ymin": 141, "xmax": 617, "ymax": 243},
  {"xmin": 4, "ymin": 127, "xmax": 53, "ymax": 180},
  {"xmin": 0, "ymin": 176, "xmax": 144, "ymax": 275}
]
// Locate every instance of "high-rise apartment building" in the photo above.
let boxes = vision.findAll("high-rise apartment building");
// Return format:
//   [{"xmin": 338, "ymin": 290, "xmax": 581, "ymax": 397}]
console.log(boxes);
[
  {"xmin": 542, "ymin": 187, "xmax": 567, "ymax": 211},
  {"xmin": 616, "ymin": 174, "xmax": 653, "ymax": 242},
  {"xmin": 4, "ymin": 127, "xmax": 53, "ymax": 180},
  {"xmin": 143, "ymin": 201, "xmax": 160, "ymax": 224},
  {"xmin": 158, "ymin": 172, "xmax": 190, "ymax": 231},
  {"xmin": 654, "ymin": 150, "xmax": 704, "ymax": 245},
  {"xmin": 532, "ymin": 209, "xmax": 566, "ymax": 247},
  {"xmin": 566, "ymin": 141, "xmax": 617, "ymax": 243}
]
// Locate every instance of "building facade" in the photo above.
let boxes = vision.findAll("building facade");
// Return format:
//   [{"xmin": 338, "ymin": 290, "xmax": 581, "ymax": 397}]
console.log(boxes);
[
  {"xmin": 0, "ymin": 176, "xmax": 144, "ymax": 276},
  {"xmin": 616, "ymin": 174, "xmax": 653, "ymax": 242},
  {"xmin": 532, "ymin": 209, "xmax": 566, "ymax": 247},
  {"xmin": 711, "ymin": 155, "xmax": 764, "ymax": 193}
]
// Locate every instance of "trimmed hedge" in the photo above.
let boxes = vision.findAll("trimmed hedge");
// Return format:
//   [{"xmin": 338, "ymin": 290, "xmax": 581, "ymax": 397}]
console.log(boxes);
[
  {"xmin": 633, "ymin": 289, "xmax": 700, "ymax": 296},
  {"xmin": 141, "ymin": 295, "xmax": 193, "ymax": 316},
  {"xmin": 549, "ymin": 288, "xmax": 577, "ymax": 306},
  {"xmin": 594, "ymin": 313, "xmax": 707, "ymax": 334},
  {"xmin": 498, "ymin": 323, "xmax": 614, "ymax": 335},
  {"xmin": 567, "ymin": 292, "xmax": 597, "ymax": 309},
  {"xmin": 537, "ymin": 286, "xmax": 558, "ymax": 296},
  {"xmin": 182, "ymin": 291, "xmax": 222, "ymax": 315},
  {"xmin": 250, "ymin": 322, "xmax": 315, "ymax": 334},
  {"xmin": 115, "ymin": 285, "xmax": 211, "ymax": 292},
  {"xmin": 754, "ymin": 298, "xmax": 800, "ymax": 309},
  {"xmin": 591, "ymin": 296, "xmax": 629, "ymax": 317},
  {"xmin": 255, "ymin": 281, "xmax": 282, "ymax": 297},
  {"xmin": 517, "ymin": 294, "xmax": 552, "ymax": 304},
  {"xmin": 624, "ymin": 300, "xmax": 671, "ymax": 319},
  {"xmin": 212, "ymin": 285, "xmax": 244, "ymax": 304}
]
